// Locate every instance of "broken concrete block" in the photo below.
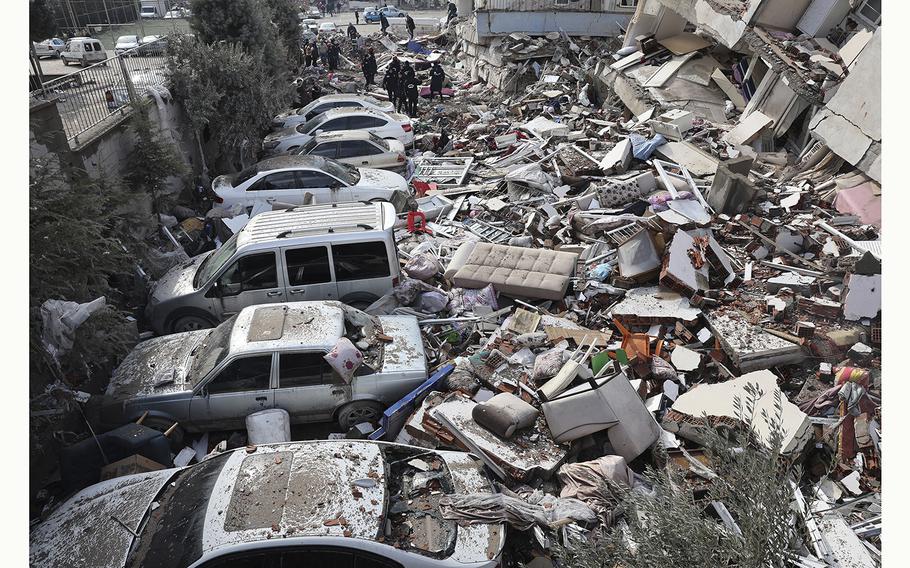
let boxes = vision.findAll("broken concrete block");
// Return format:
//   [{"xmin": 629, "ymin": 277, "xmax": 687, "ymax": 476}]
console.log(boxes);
[
  {"xmin": 660, "ymin": 229, "xmax": 735, "ymax": 297},
  {"xmin": 472, "ymin": 392, "xmax": 539, "ymax": 439},
  {"xmin": 842, "ymin": 274, "xmax": 881, "ymax": 321},
  {"xmin": 766, "ymin": 272, "xmax": 816, "ymax": 295},
  {"xmin": 523, "ymin": 115, "xmax": 570, "ymax": 139},
  {"xmin": 663, "ymin": 369, "xmax": 813, "ymax": 454},
  {"xmin": 706, "ymin": 311, "xmax": 805, "ymax": 372},
  {"xmin": 610, "ymin": 286, "xmax": 702, "ymax": 325},
  {"xmin": 598, "ymin": 138, "xmax": 632, "ymax": 172},
  {"xmin": 616, "ymin": 230, "xmax": 660, "ymax": 281},
  {"xmin": 707, "ymin": 160, "xmax": 758, "ymax": 215}
]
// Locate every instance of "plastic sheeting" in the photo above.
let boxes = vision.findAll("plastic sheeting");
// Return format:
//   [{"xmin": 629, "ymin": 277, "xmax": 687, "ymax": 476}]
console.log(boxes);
[
  {"xmin": 439, "ymin": 492, "xmax": 596, "ymax": 531},
  {"xmin": 40, "ymin": 297, "xmax": 106, "ymax": 364}
]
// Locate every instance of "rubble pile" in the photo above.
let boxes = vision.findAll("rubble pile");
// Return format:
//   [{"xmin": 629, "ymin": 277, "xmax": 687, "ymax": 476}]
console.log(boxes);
[{"xmin": 330, "ymin": 17, "xmax": 881, "ymax": 566}]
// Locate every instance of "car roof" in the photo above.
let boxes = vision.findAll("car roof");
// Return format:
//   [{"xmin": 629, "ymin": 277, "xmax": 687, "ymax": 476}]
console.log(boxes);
[
  {"xmin": 313, "ymin": 130, "xmax": 376, "ymax": 143},
  {"xmin": 253, "ymin": 155, "xmax": 329, "ymax": 172},
  {"xmin": 320, "ymin": 107, "xmax": 392, "ymax": 119},
  {"xmin": 229, "ymin": 302, "xmax": 345, "ymax": 354},
  {"xmin": 201, "ymin": 441, "xmax": 386, "ymax": 556},
  {"xmin": 237, "ymin": 202, "xmax": 395, "ymax": 248}
]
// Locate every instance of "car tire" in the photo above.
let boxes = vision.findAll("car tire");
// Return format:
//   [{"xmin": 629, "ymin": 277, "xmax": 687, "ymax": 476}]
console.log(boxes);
[
  {"xmin": 144, "ymin": 418, "xmax": 185, "ymax": 451},
  {"xmin": 170, "ymin": 313, "xmax": 216, "ymax": 333},
  {"xmin": 337, "ymin": 401, "xmax": 384, "ymax": 430},
  {"xmin": 62, "ymin": 57, "xmax": 69, "ymax": 66}
]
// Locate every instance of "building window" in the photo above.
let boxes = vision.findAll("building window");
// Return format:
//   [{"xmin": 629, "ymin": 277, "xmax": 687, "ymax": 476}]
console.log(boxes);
[
  {"xmin": 855, "ymin": 0, "xmax": 881, "ymax": 26},
  {"xmin": 617, "ymin": 0, "xmax": 638, "ymax": 7}
]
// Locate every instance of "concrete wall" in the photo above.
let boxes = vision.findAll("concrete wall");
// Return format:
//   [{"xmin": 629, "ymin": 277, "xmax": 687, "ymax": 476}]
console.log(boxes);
[
  {"xmin": 651, "ymin": 0, "xmax": 751, "ymax": 49},
  {"xmin": 808, "ymin": 27, "xmax": 881, "ymax": 182},
  {"xmin": 749, "ymin": 0, "xmax": 811, "ymax": 31}
]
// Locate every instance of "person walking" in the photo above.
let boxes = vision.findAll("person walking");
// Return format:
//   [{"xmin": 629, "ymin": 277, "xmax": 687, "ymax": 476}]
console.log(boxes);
[
  {"xmin": 347, "ymin": 22, "xmax": 358, "ymax": 40},
  {"xmin": 405, "ymin": 13, "xmax": 416, "ymax": 40},
  {"xmin": 429, "ymin": 61, "xmax": 445, "ymax": 101},
  {"xmin": 362, "ymin": 48, "xmax": 378, "ymax": 86},
  {"xmin": 380, "ymin": 12, "xmax": 390, "ymax": 35},
  {"xmin": 310, "ymin": 41, "xmax": 320, "ymax": 67},
  {"xmin": 327, "ymin": 41, "xmax": 339, "ymax": 71},
  {"xmin": 396, "ymin": 65, "xmax": 409, "ymax": 114},
  {"xmin": 354, "ymin": 8, "xmax": 360, "ymax": 24}
]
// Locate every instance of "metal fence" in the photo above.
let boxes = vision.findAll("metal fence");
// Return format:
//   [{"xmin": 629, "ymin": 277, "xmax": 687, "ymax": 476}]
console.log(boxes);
[{"xmin": 29, "ymin": 43, "xmax": 169, "ymax": 146}]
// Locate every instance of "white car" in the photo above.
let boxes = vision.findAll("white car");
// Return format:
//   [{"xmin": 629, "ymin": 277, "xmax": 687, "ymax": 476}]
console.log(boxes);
[
  {"xmin": 272, "ymin": 94, "xmax": 396, "ymax": 130},
  {"xmin": 30, "ymin": 441, "xmax": 505, "ymax": 568},
  {"xmin": 212, "ymin": 155, "xmax": 412, "ymax": 210},
  {"xmin": 297, "ymin": 130, "xmax": 408, "ymax": 173},
  {"xmin": 163, "ymin": 7, "xmax": 190, "ymax": 18},
  {"xmin": 264, "ymin": 107, "xmax": 415, "ymax": 154},
  {"xmin": 317, "ymin": 21, "xmax": 338, "ymax": 35},
  {"xmin": 300, "ymin": 18, "xmax": 319, "ymax": 33},
  {"xmin": 306, "ymin": 6, "xmax": 322, "ymax": 18},
  {"xmin": 114, "ymin": 35, "xmax": 140, "ymax": 55},
  {"xmin": 32, "ymin": 38, "xmax": 65, "ymax": 58}
]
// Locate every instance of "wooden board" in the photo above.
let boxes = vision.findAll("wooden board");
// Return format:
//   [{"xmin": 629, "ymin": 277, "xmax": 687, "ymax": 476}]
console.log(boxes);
[
  {"xmin": 545, "ymin": 326, "xmax": 611, "ymax": 346},
  {"xmin": 722, "ymin": 110, "xmax": 772, "ymax": 146},
  {"xmin": 508, "ymin": 308, "xmax": 542, "ymax": 335},
  {"xmin": 644, "ymin": 53, "xmax": 697, "ymax": 88}
]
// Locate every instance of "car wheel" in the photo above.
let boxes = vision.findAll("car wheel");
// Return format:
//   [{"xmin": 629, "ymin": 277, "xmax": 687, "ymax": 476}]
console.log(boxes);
[
  {"xmin": 62, "ymin": 57, "xmax": 69, "ymax": 66},
  {"xmin": 171, "ymin": 314, "xmax": 215, "ymax": 333},
  {"xmin": 337, "ymin": 401, "xmax": 384, "ymax": 430},
  {"xmin": 144, "ymin": 418, "xmax": 185, "ymax": 451}
]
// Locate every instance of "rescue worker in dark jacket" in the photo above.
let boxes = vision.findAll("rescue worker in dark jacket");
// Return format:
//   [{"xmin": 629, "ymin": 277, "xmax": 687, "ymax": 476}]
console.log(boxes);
[
  {"xmin": 309, "ymin": 41, "xmax": 320, "ymax": 67},
  {"xmin": 327, "ymin": 41, "xmax": 340, "ymax": 71},
  {"xmin": 401, "ymin": 62, "xmax": 418, "ymax": 116},
  {"xmin": 380, "ymin": 13, "xmax": 390, "ymax": 35},
  {"xmin": 405, "ymin": 14, "xmax": 416, "ymax": 39},
  {"xmin": 347, "ymin": 23, "xmax": 358, "ymax": 40},
  {"xmin": 382, "ymin": 70, "xmax": 398, "ymax": 108},
  {"xmin": 429, "ymin": 62, "xmax": 445, "ymax": 101},
  {"xmin": 362, "ymin": 48, "xmax": 378, "ymax": 86}
]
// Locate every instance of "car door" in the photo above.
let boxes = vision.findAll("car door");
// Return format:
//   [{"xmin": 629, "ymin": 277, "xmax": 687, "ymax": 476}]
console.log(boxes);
[
  {"xmin": 282, "ymin": 245, "xmax": 338, "ymax": 301},
  {"xmin": 297, "ymin": 169, "xmax": 351, "ymax": 204},
  {"xmin": 189, "ymin": 354, "xmax": 275, "ymax": 430},
  {"xmin": 211, "ymin": 251, "xmax": 286, "ymax": 318},
  {"xmin": 336, "ymin": 140, "xmax": 382, "ymax": 168},
  {"xmin": 246, "ymin": 171, "xmax": 306, "ymax": 206},
  {"xmin": 274, "ymin": 352, "xmax": 349, "ymax": 423}
]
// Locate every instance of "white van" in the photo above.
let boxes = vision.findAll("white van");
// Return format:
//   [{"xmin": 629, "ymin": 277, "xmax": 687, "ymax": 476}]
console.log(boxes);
[
  {"xmin": 61, "ymin": 37, "xmax": 107, "ymax": 67},
  {"xmin": 146, "ymin": 202, "xmax": 403, "ymax": 334}
]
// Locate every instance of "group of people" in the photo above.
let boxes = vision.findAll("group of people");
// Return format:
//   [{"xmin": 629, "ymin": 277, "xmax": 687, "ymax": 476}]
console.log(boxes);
[
  {"xmin": 303, "ymin": 39, "xmax": 341, "ymax": 71},
  {"xmin": 377, "ymin": 56, "xmax": 447, "ymax": 117}
]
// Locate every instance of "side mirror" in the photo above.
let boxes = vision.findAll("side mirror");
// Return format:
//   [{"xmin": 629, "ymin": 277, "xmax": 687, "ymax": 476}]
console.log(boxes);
[{"xmin": 330, "ymin": 182, "xmax": 341, "ymax": 191}]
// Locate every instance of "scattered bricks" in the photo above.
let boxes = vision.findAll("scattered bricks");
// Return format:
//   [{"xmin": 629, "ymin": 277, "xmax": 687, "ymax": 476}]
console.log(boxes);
[{"xmin": 795, "ymin": 321, "xmax": 816, "ymax": 339}]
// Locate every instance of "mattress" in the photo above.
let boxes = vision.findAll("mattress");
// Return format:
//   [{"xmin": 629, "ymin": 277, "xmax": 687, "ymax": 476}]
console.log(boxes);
[{"xmin": 448, "ymin": 242, "xmax": 578, "ymax": 301}]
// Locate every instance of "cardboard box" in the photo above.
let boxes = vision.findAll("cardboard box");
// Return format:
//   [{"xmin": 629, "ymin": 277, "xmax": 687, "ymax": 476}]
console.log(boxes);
[{"xmin": 100, "ymin": 454, "xmax": 167, "ymax": 481}]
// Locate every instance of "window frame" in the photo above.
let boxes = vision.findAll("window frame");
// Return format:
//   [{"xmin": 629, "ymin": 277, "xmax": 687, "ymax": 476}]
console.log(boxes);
[
  {"xmin": 217, "ymin": 252, "xmax": 280, "ymax": 295},
  {"xmin": 336, "ymin": 140, "xmax": 382, "ymax": 159},
  {"xmin": 284, "ymin": 245, "xmax": 333, "ymax": 287},
  {"xmin": 276, "ymin": 351, "xmax": 340, "ymax": 389},
  {"xmin": 331, "ymin": 241, "xmax": 392, "ymax": 282},
  {"xmin": 203, "ymin": 353, "xmax": 275, "ymax": 395},
  {"xmin": 248, "ymin": 170, "xmax": 300, "ymax": 192}
]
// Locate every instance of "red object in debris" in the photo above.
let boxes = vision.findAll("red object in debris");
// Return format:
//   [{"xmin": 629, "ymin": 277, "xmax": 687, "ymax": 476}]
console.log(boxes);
[
  {"xmin": 411, "ymin": 179, "xmax": 437, "ymax": 197},
  {"xmin": 401, "ymin": 123, "xmax": 413, "ymax": 133},
  {"xmin": 407, "ymin": 210, "xmax": 432, "ymax": 234}
]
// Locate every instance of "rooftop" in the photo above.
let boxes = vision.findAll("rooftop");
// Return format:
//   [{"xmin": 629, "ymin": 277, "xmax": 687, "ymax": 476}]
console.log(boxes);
[{"xmin": 229, "ymin": 303, "xmax": 346, "ymax": 355}]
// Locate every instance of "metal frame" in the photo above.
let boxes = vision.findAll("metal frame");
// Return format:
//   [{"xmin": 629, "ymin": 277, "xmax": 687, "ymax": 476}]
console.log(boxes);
[{"xmin": 411, "ymin": 156, "xmax": 474, "ymax": 187}]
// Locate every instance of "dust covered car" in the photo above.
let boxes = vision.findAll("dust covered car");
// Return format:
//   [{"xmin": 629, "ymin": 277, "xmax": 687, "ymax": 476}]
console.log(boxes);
[
  {"xmin": 29, "ymin": 441, "xmax": 506, "ymax": 568},
  {"xmin": 98, "ymin": 301, "xmax": 428, "ymax": 435}
]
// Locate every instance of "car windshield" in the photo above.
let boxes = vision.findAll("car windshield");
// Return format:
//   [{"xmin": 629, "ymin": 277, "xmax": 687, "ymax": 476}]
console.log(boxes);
[
  {"xmin": 298, "ymin": 114, "xmax": 326, "ymax": 134},
  {"xmin": 117, "ymin": 36, "xmax": 135, "ymax": 43},
  {"xmin": 369, "ymin": 132, "xmax": 391, "ymax": 150},
  {"xmin": 323, "ymin": 158, "xmax": 361, "ymax": 184},
  {"xmin": 194, "ymin": 232, "xmax": 238, "ymax": 288},
  {"xmin": 187, "ymin": 315, "xmax": 236, "ymax": 385},
  {"xmin": 125, "ymin": 452, "xmax": 231, "ymax": 568}
]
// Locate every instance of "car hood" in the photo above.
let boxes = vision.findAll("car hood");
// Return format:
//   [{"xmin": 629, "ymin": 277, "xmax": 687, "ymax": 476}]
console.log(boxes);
[
  {"xmin": 107, "ymin": 331, "xmax": 209, "ymax": 398},
  {"xmin": 150, "ymin": 253, "xmax": 207, "ymax": 303},
  {"xmin": 356, "ymin": 168, "xmax": 407, "ymax": 192},
  {"xmin": 376, "ymin": 316, "xmax": 426, "ymax": 373},
  {"xmin": 264, "ymin": 126, "xmax": 299, "ymax": 142},
  {"xmin": 30, "ymin": 468, "xmax": 179, "ymax": 568}
]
